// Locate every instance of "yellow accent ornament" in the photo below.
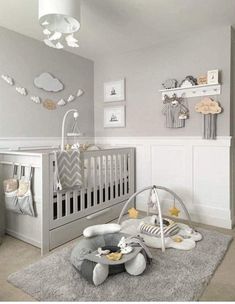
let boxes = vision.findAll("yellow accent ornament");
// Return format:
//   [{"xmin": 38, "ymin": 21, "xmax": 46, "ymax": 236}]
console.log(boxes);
[
  {"xmin": 169, "ymin": 206, "xmax": 180, "ymax": 217},
  {"xmin": 172, "ymin": 235, "xmax": 183, "ymax": 243},
  {"xmin": 106, "ymin": 252, "xmax": 123, "ymax": 261},
  {"xmin": 128, "ymin": 207, "xmax": 139, "ymax": 219}
]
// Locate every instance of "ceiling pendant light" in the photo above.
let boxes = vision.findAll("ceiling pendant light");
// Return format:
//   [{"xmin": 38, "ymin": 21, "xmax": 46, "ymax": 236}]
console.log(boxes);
[{"xmin": 39, "ymin": 0, "xmax": 81, "ymax": 49}]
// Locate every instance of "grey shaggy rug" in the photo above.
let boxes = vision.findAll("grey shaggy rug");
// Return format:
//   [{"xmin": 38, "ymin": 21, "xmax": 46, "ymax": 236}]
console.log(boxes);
[{"xmin": 8, "ymin": 228, "xmax": 232, "ymax": 301}]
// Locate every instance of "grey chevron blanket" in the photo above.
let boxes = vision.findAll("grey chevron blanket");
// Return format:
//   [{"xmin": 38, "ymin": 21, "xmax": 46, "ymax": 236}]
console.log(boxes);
[{"xmin": 54, "ymin": 150, "xmax": 82, "ymax": 191}]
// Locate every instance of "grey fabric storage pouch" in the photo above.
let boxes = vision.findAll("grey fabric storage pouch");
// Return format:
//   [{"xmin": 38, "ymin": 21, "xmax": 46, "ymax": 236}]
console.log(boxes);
[
  {"xmin": 4, "ymin": 164, "xmax": 22, "ymax": 214},
  {"xmin": 17, "ymin": 166, "xmax": 35, "ymax": 217}
]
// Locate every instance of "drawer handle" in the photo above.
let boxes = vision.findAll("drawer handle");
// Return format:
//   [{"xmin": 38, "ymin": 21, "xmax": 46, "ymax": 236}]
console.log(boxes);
[{"xmin": 86, "ymin": 208, "xmax": 111, "ymax": 220}]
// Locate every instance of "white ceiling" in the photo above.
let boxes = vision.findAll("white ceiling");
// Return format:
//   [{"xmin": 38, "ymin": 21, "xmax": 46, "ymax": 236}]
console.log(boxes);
[{"xmin": 0, "ymin": 0, "xmax": 234, "ymax": 60}]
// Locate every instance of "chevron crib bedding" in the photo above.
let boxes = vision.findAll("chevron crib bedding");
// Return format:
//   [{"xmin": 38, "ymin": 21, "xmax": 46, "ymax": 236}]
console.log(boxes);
[{"xmin": 54, "ymin": 150, "xmax": 82, "ymax": 191}]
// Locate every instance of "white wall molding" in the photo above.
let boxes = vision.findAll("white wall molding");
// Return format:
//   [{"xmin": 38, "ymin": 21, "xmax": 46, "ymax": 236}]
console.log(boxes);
[
  {"xmin": 0, "ymin": 137, "xmax": 95, "ymax": 150},
  {"xmin": 96, "ymin": 136, "xmax": 232, "ymax": 147},
  {"xmin": 96, "ymin": 136, "xmax": 233, "ymax": 229},
  {"xmin": 0, "ymin": 136, "xmax": 232, "ymax": 228}
]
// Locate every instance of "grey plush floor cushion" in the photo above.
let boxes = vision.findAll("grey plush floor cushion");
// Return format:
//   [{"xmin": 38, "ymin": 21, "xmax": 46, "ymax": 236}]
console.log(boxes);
[{"xmin": 8, "ymin": 228, "xmax": 232, "ymax": 301}]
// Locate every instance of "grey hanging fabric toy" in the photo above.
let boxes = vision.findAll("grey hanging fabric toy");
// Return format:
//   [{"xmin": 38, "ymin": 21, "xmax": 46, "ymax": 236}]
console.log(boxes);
[
  {"xmin": 195, "ymin": 97, "xmax": 222, "ymax": 140},
  {"xmin": 162, "ymin": 94, "xmax": 189, "ymax": 128}
]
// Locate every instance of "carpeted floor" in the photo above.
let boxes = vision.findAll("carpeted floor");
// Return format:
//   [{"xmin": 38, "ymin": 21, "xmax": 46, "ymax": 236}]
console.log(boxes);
[{"xmin": 8, "ymin": 228, "xmax": 232, "ymax": 301}]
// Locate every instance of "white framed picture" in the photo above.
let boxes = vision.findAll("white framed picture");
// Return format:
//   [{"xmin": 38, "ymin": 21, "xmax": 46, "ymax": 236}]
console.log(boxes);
[
  {"xmin": 207, "ymin": 70, "xmax": 219, "ymax": 84},
  {"xmin": 104, "ymin": 106, "xmax": 125, "ymax": 128},
  {"xmin": 104, "ymin": 79, "xmax": 125, "ymax": 102}
]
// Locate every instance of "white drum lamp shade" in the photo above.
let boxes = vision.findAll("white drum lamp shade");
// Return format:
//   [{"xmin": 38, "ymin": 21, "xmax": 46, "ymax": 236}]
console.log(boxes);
[{"xmin": 39, "ymin": 0, "xmax": 81, "ymax": 34}]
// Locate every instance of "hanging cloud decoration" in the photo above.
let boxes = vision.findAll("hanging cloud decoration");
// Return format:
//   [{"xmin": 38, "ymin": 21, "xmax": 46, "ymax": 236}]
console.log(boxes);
[
  {"xmin": 16, "ymin": 86, "xmax": 27, "ymax": 96},
  {"xmin": 57, "ymin": 99, "xmax": 66, "ymax": 106},
  {"xmin": 1, "ymin": 74, "xmax": 14, "ymax": 86},
  {"xmin": 30, "ymin": 96, "xmax": 41, "ymax": 104},
  {"xmin": 67, "ymin": 94, "xmax": 75, "ymax": 102},
  {"xmin": 77, "ymin": 88, "xmax": 84, "ymax": 97},
  {"xmin": 34, "ymin": 72, "xmax": 64, "ymax": 92}
]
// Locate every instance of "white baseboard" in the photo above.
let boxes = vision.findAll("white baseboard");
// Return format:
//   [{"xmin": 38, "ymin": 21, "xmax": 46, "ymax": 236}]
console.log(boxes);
[{"xmin": 5, "ymin": 228, "xmax": 41, "ymax": 248}]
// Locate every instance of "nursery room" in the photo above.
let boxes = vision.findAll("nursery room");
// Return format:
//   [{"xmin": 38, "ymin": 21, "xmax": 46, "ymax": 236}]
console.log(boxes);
[{"xmin": 0, "ymin": 0, "xmax": 235, "ymax": 302}]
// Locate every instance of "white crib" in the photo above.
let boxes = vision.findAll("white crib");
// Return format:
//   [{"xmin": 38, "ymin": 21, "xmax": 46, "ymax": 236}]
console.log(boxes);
[{"xmin": 0, "ymin": 147, "xmax": 135, "ymax": 254}]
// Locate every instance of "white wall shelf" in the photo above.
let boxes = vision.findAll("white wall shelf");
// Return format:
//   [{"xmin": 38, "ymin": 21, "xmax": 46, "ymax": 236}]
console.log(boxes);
[{"xmin": 159, "ymin": 83, "xmax": 221, "ymax": 100}]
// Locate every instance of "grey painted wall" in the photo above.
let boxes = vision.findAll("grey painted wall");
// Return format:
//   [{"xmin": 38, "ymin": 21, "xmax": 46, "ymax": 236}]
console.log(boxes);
[
  {"xmin": 94, "ymin": 27, "xmax": 231, "ymax": 137},
  {"xmin": 0, "ymin": 26, "xmax": 94, "ymax": 138}
]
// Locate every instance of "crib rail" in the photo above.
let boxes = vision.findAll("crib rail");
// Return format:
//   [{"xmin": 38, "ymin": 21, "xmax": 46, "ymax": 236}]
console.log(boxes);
[{"xmin": 49, "ymin": 148, "xmax": 135, "ymax": 230}]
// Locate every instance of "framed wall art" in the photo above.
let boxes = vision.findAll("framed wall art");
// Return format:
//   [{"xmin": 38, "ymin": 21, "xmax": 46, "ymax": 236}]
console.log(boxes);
[
  {"xmin": 104, "ymin": 105, "xmax": 125, "ymax": 128},
  {"xmin": 104, "ymin": 79, "xmax": 125, "ymax": 102},
  {"xmin": 207, "ymin": 70, "xmax": 219, "ymax": 85}
]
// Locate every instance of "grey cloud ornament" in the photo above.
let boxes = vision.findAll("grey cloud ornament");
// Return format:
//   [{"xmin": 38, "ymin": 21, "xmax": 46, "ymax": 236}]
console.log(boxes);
[{"xmin": 34, "ymin": 72, "xmax": 64, "ymax": 92}]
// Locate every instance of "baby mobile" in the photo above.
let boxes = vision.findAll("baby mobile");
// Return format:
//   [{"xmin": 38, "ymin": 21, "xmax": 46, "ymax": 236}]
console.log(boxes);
[
  {"xmin": 127, "ymin": 186, "xmax": 181, "ymax": 220},
  {"xmin": 0, "ymin": 72, "xmax": 85, "ymax": 110},
  {"xmin": 195, "ymin": 97, "xmax": 222, "ymax": 139}
]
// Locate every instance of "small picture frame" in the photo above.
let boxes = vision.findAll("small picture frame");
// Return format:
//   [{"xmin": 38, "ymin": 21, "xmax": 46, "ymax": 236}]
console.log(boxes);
[
  {"xmin": 104, "ymin": 106, "xmax": 125, "ymax": 128},
  {"xmin": 207, "ymin": 70, "xmax": 219, "ymax": 84},
  {"xmin": 104, "ymin": 79, "xmax": 125, "ymax": 102}
]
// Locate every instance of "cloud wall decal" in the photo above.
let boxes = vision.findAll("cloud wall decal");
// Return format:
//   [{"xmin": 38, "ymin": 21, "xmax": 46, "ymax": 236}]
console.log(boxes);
[{"xmin": 34, "ymin": 72, "xmax": 64, "ymax": 92}]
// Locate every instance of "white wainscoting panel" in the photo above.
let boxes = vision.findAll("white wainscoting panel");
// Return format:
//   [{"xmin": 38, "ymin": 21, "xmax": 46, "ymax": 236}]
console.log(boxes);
[
  {"xmin": 0, "ymin": 137, "xmax": 94, "ymax": 151},
  {"xmin": 96, "ymin": 136, "xmax": 233, "ymax": 229}
]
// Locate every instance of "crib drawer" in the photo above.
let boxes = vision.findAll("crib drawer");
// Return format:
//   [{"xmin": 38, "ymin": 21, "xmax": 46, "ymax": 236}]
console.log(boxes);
[{"xmin": 49, "ymin": 200, "xmax": 132, "ymax": 250}]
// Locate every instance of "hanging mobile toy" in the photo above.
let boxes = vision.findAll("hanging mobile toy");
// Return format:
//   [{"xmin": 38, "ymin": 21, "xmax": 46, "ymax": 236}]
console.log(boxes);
[{"xmin": 169, "ymin": 197, "xmax": 180, "ymax": 217}]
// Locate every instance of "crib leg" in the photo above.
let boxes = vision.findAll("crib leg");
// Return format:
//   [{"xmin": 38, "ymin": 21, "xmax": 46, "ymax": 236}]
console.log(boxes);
[{"xmin": 41, "ymin": 154, "xmax": 50, "ymax": 256}]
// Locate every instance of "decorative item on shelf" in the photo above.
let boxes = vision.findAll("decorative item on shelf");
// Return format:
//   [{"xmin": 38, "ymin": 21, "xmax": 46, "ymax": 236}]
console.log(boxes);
[
  {"xmin": 16, "ymin": 86, "xmax": 27, "ymax": 96},
  {"xmin": 104, "ymin": 79, "xmax": 125, "ymax": 102},
  {"xmin": 207, "ymin": 69, "xmax": 219, "ymax": 85},
  {"xmin": 77, "ymin": 88, "xmax": 84, "ymax": 97},
  {"xmin": 162, "ymin": 79, "xmax": 178, "ymax": 89},
  {"xmin": 197, "ymin": 75, "xmax": 207, "ymax": 85},
  {"xmin": 104, "ymin": 106, "xmax": 125, "ymax": 128},
  {"xmin": 162, "ymin": 94, "xmax": 189, "ymax": 128},
  {"xmin": 1, "ymin": 74, "xmax": 14, "ymax": 86},
  {"xmin": 57, "ymin": 99, "xmax": 66, "ymax": 106},
  {"xmin": 34, "ymin": 72, "xmax": 64, "ymax": 92},
  {"xmin": 195, "ymin": 97, "xmax": 222, "ymax": 140},
  {"xmin": 30, "ymin": 96, "xmax": 41, "ymax": 104},
  {"xmin": 38, "ymin": 0, "xmax": 81, "ymax": 49},
  {"xmin": 43, "ymin": 99, "xmax": 57, "ymax": 110},
  {"xmin": 180, "ymin": 75, "xmax": 197, "ymax": 88}
]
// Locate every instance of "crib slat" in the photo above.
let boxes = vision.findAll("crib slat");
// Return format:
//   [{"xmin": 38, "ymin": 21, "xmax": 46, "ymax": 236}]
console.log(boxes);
[
  {"xmin": 65, "ymin": 192, "xmax": 70, "ymax": 215},
  {"xmin": 127, "ymin": 153, "xmax": 130, "ymax": 193},
  {"xmin": 73, "ymin": 190, "xmax": 78, "ymax": 213},
  {"xmin": 110, "ymin": 155, "xmax": 113, "ymax": 200},
  {"xmin": 119, "ymin": 154, "xmax": 123, "ymax": 196},
  {"xmin": 93, "ymin": 157, "xmax": 97, "ymax": 207},
  {"xmin": 98, "ymin": 156, "xmax": 103, "ymax": 203},
  {"xmin": 123, "ymin": 153, "xmax": 127, "ymax": 195},
  {"xmin": 80, "ymin": 188, "xmax": 85, "ymax": 211},
  {"xmin": 87, "ymin": 157, "xmax": 91, "ymax": 208},
  {"xmin": 114, "ymin": 154, "xmax": 118, "ymax": 198},
  {"xmin": 104, "ymin": 155, "xmax": 108, "ymax": 201},
  {"xmin": 57, "ymin": 192, "xmax": 62, "ymax": 219}
]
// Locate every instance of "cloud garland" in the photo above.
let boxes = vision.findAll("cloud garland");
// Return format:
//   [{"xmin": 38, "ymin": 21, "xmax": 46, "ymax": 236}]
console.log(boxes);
[{"xmin": 0, "ymin": 73, "xmax": 85, "ymax": 110}]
